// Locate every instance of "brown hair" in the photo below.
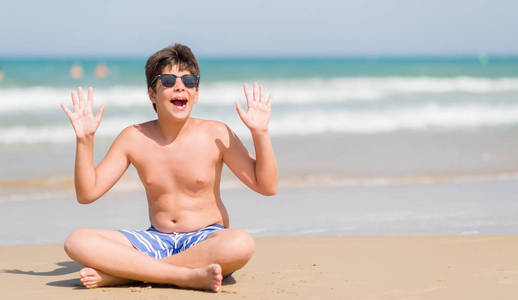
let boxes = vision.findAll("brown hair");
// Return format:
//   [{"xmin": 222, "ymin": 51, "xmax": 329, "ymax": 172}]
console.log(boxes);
[{"xmin": 145, "ymin": 43, "xmax": 200, "ymax": 112}]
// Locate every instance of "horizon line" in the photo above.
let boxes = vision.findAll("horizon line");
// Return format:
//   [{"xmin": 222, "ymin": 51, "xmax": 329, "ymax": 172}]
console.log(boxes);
[{"xmin": 1, "ymin": 53, "xmax": 518, "ymax": 61}]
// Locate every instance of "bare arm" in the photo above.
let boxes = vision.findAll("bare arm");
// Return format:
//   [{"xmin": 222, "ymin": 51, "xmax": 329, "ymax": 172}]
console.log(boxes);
[
  {"xmin": 225, "ymin": 83, "xmax": 278, "ymax": 195},
  {"xmin": 61, "ymin": 87, "xmax": 129, "ymax": 204}
]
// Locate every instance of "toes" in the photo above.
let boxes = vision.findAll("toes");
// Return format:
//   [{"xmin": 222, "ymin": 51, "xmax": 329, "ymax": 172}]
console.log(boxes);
[
  {"xmin": 213, "ymin": 280, "xmax": 222, "ymax": 292},
  {"xmin": 80, "ymin": 278, "xmax": 97, "ymax": 289},
  {"xmin": 209, "ymin": 264, "xmax": 222, "ymax": 276},
  {"xmin": 208, "ymin": 264, "xmax": 222, "ymax": 292},
  {"xmin": 79, "ymin": 267, "xmax": 95, "ymax": 278},
  {"xmin": 79, "ymin": 267, "xmax": 101, "ymax": 289},
  {"xmin": 209, "ymin": 264, "xmax": 223, "ymax": 282}
]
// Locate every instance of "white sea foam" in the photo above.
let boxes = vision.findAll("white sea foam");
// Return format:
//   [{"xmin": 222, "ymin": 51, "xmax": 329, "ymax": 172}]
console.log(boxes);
[
  {"xmin": 3, "ymin": 103, "xmax": 518, "ymax": 144},
  {"xmin": 0, "ymin": 86, "xmax": 148, "ymax": 112},
  {"xmin": 2, "ymin": 76, "xmax": 518, "ymax": 144},
  {"xmin": 0, "ymin": 117, "xmax": 141, "ymax": 144},
  {"xmin": 267, "ymin": 103, "xmax": 518, "ymax": 135},
  {"xmin": 241, "ymin": 76, "xmax": 518, "ymax": 104},
  {"xmin": 1, "ymin": 76, "xmax": 518, "ymax": 112}
]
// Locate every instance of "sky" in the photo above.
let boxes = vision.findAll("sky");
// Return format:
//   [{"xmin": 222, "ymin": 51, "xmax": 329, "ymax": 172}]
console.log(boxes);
[{"xmin": 1, "ymin": 0, "xmax": 517, "ymax": 57}]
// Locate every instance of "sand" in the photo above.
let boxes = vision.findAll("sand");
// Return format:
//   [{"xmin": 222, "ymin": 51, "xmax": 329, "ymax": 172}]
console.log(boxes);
[{"xmin": 1, "ymin": 236, "xmax": 518, "ymax": 299}]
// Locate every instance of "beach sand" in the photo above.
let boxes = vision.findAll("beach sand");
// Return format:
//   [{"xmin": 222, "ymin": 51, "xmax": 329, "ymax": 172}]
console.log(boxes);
[{"xmin": 1, "ymin": 236, "xmax": 518, "ymax": 299}]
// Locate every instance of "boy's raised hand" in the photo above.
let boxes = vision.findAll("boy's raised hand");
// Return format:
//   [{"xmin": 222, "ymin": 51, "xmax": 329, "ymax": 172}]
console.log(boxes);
[
  {"xmin": 61, "ymin": 87, "xmax": 105, "ymax": 139},
  {"xmin": 235, "ymin": 82, "xmax": 272, "ymax": 134}
]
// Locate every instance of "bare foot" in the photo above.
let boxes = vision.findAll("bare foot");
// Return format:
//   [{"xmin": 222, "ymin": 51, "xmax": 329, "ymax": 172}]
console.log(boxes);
[
  {"xmin": 180, "ymin": 264, "xmax": 223, "ymax": 292},
  {"xmin": 79, "ymin": 267, "xmax": 132, "ymax": 288},
  {"xmin": 79, "ymin": 264, "xmax": 222, "ymax": 292}
]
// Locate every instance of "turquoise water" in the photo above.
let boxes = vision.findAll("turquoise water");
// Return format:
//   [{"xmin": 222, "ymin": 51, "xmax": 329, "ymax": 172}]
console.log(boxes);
[
  {"xmin": 2, "ymin": 56, "xmax": 518, "ymax": 143},
  {"xmin": 2, "ymin": 56, "xmax": 518, "ymax": 142},
  {"xmin": 1, "ymin": 56, "xmax": 518, "ymax": 87}
]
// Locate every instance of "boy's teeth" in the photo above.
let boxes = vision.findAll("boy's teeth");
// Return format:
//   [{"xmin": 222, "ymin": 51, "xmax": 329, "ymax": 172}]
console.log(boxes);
[{"xmin": 171, "ymin": 99, "xmax": 187, "ymax": 106}]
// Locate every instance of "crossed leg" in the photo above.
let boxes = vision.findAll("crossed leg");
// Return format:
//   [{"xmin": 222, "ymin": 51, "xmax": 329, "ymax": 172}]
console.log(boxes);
[{"xmin": 64, "ymin": 228, "xmax": 254, "ymax": 292}]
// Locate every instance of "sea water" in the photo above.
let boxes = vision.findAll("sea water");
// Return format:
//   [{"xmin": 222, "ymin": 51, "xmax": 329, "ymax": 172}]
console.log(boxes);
[
  {"xmin": 0, "ymin": 57, "xmax": 518, "ymax": 244},
  {"xmin": 2, "ymin": 57, "xmax": 518, "ymax": 143},
  {"xmin": 1, "ymin": 56, "xmax": 518, "ymax": 242}
]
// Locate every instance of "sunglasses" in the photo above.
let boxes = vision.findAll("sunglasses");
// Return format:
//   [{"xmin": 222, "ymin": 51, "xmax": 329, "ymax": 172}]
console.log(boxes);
[{"xmin": 151, "ymin": 74, "xmax": 200, "ymax": 89}]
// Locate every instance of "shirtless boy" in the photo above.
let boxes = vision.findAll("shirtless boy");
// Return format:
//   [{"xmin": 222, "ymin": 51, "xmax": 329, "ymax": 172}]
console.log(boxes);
[{"xmin": 61, "ymin": 43, "xmax": 278, "ymax": 292}]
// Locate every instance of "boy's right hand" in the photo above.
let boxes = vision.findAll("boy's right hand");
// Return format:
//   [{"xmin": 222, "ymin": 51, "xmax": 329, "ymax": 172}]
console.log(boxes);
[{"xmin": 61, "ymin": 87, "xmax": 105, "ymax": 140}]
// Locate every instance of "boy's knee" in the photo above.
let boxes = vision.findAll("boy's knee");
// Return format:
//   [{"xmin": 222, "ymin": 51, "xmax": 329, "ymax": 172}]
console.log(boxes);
[
  {"xmin": 64, "ymin": 228, "xmax": 93, "ymax": 259},
  {"xmin": 226, "ymin": 229, "xmax": 255, "ymax": 261}
]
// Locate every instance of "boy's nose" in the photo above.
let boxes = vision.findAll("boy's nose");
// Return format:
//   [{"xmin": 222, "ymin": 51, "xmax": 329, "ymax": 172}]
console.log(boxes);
[{"xmin": 173, "ymin": 78, "xmax": 186, "ymax": 90}]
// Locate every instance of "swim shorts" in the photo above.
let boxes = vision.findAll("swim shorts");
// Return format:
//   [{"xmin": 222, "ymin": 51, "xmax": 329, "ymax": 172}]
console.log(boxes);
[{"xmin": 118, "ymin": 224, "xmax": 225, "ymax": 260}]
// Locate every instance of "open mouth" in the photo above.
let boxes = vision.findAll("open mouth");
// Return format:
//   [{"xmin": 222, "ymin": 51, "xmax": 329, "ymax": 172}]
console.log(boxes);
[{"xmin": 170, "ymin": 98, "xmax": 188, "ymax": 110}]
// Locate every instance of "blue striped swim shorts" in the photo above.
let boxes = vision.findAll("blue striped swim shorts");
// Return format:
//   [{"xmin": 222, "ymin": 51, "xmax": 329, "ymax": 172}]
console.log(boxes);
[{"xmin": 118, "ymin": 224, "xmax": 225, "ymax": 260}]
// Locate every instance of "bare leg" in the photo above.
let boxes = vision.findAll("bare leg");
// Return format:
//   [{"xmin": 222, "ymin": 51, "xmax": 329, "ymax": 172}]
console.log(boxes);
[
  {"xmin": 64, "ymin": 228, "xmax": 223, "ymax": 291},
  {"xmin": 73, "ymin": 229, "xmax": 135, "ymax": 287},
  {"xmin": 77, "ymin": 228, "xmax": 255, "ymax": 287},
  {"xmin": 64, "ymin": 228, "xmax": 254, "ymax": 290},
  {"xmin": 161, "ymin": 228, "xmax": 255, "ymax": 275},
  {"xmin": 80, "ymin": 229, "xmax": 254, "ymax": 286}
]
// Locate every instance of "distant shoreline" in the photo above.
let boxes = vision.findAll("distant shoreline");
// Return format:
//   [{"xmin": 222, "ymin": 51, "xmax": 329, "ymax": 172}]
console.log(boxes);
[{"xmin": 1, "ymin": 54, "xmax": 518, "ymax": 60}]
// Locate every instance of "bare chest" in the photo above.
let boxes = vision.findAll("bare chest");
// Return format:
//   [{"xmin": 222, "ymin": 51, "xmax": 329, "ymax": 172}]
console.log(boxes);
[{"xmin": 130, "ymin": 137, "xmax": 222, "ymax": 194}]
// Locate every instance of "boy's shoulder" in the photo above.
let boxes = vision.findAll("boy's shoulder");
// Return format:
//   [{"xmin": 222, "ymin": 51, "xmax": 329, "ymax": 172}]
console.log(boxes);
[
  {"xmin": 191, "ymin": 118, "xmax": 232, "ymax": 137},
  {"xmin": 193, "ymin": 118, "xmax": 227, "ymax": 129},
  {"xmin": 190, "ymin": 118, "xmax": 237, "ymax": 148},
  {"xmin": 111, "ymin": 121, "xmax": 157, "ymax": 145},
  {"xmin": 119, "ymin": 120, "xmax": 155, "ymax": 136}
]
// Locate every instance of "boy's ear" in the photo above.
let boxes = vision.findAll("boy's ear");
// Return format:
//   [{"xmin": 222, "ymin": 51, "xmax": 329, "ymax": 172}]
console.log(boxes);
[
  {"xmin": 148, "ymin": 87, "xmax": 157, "ymax": 103},
  {"xmin": 193, "ymin": 87, "xmax": 199, "ymax": 104}
]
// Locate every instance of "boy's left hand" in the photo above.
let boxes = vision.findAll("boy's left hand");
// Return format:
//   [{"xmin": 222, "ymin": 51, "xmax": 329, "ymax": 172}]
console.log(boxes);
[{"xmin": 235, "ymin": 82, "xmax": 272, "ymax": 134}]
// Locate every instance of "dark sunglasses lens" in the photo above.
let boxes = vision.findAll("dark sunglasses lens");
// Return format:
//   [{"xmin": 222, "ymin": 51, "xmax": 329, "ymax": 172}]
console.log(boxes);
[
  {"xmin": 160, "ymin": 75, "xmax": 177, "ymax": 87},
  {"xmin": 182, "ymin": 75, "xmax": 198, "ymax": 88}
]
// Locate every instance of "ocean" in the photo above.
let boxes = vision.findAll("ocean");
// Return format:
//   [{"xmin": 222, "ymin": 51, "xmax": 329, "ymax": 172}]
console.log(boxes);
[
  {"xmin": 3, "ymin": 57, "xmax": 518, "ymax": 143},
  {"xmin": 2, "ymin": 56, "xmax": 518, "ymax": 243}
]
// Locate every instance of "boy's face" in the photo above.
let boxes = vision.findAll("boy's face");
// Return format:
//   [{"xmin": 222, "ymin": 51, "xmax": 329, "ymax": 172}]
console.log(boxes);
[{"xmin": 148, "ymin": 64, "xmax": 199, "ymax": 119}]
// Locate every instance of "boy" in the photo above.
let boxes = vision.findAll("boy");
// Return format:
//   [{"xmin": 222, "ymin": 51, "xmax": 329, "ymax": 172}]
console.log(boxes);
[{"xmin": 61, "ymin": 43, "xmax": 278, "ymax": 292}]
